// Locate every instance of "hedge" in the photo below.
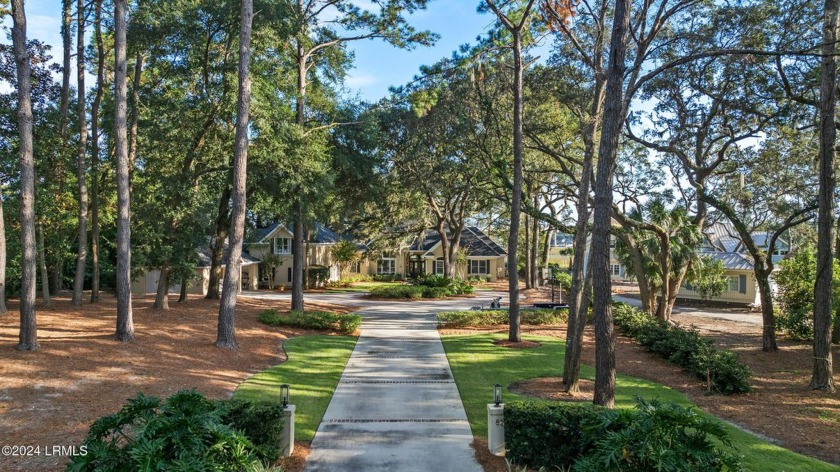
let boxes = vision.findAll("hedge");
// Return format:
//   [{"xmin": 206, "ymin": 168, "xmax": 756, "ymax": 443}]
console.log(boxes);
[
  {"xmin": 612, "ymin": 302, "xmax": 752, "ymax": 394},
  {"xmin": 258, "ymin": 309, "xmax": 362, "ymax": 334},
  {"xmin": 436, "ymin": 308, "xmax": 568, "ymax": 327}
]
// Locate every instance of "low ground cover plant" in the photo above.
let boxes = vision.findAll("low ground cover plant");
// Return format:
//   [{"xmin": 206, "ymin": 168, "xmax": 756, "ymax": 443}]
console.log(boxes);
[
  {"xmin": 67, "ymin": 390, "xmax": 284, "ymax": 471},
  {"xmin": 505, "ymin": 397, "xmax": 743, "ymax": 472},
  {"xmin": 612, "ymin": 302, "xmax": 751, "ymax": 394},
  {"xmin": 258, "ymin": 309, "xmax": 361, "ymax": 334},
  {"xmin": 436, "ymin": 308, "xmax": 567, "ymax": 327},
  {"xmin": 369, "ymin": 275, "xmax": 476, "ymax": 299}
]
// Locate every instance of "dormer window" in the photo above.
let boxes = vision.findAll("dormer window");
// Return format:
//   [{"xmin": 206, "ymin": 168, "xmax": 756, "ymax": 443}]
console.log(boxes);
[{"xmin": 273, "ymin": 237, "xmax": 291, "ymax": 255}]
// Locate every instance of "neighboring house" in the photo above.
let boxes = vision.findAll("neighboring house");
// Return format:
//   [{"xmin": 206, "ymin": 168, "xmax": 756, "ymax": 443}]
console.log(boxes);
[
  {"xmin": 247, "ymin": 223, "xmax": 351, "ymax": 287},
  {"xmin": 131, "ymin": 246, "xmax": 261, "ymax": 297},
  {"xmin": 678, "ymin": 222, "xmax": 790, "ymax": 306},
  {"xmin": 370, "ymin": 226, "xmax": 507, "ymax": 281}
]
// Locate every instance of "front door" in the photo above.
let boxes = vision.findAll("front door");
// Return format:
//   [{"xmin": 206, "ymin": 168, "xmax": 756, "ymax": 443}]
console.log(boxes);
[{"xmin": 408, "ymin": 259, "xmax": 425, "ymax": 277}]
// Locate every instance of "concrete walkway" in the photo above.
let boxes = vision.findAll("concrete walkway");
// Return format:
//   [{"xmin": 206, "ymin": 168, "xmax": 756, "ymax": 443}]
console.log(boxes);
[{"xmin": 303, "ymin": 301, "xmax": 483, "ymax": 472}]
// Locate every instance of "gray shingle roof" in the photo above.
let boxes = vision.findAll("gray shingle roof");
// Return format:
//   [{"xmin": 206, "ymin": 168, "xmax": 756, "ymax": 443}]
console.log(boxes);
[
  {"xmin": 251, "ymin": 222, "xmax": 348, "ymax": 245},
  {"xmin": 409, "ymin": 226, "xmax": 506, "ymax": 257},
  {"xmin": 198, "ymin": 245, "xmax": 261, "ymax": 268}
]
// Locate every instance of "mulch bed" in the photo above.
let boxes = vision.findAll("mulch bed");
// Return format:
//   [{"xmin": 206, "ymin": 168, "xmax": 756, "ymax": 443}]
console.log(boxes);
[{"xmin": 0, "ymin": 293, "xmax": 355, "ymax": 471}]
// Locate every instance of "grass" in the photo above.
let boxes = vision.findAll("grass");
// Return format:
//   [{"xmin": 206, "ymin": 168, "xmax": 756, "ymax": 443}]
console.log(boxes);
[
  {"xmin": 324, "ymin": 281, "xmax": 404, "ymax": 293},
  {"xmin": 233, "ymin": 335, "xmax": 357, "ymax": 442},
  {"xmin": 441, "ymin": 333, "xmax": 840, "ymax": 472}
]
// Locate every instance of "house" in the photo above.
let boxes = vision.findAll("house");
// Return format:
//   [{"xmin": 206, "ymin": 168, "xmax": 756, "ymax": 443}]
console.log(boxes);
[
  {"xmin": 131, "ymin": 246, "xmax": 261, "ymax": 297},
  {"xmin": 677, "ymin": 222, "xmax": 790, "ymax": 306},
  {"xmin": 547, "ymin": 232, "xmax": 574, "ymax": 270},
  {"xmin": 246, "ymin": 222, "xmax": 351, "ymax": 287},
  {"xmin": 369, "ymin": 226, "xmax": 507, "ymax": 281}
]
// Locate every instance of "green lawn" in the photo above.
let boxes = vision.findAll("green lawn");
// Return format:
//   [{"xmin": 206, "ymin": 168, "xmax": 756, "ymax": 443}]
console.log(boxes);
[
  {"xmin": 442, "ymin": 333, "xmax": 839, "ymax": 472},
  {"xmin": 324, "ymin": 281, "xmax": 404, "ymax": 293},
  {"xmin": 233, "ymin": 335, "xmax": 357, "ymax": 441}
]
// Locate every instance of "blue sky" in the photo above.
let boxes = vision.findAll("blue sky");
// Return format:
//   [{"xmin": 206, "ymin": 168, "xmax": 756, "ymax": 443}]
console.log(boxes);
[{"xmin": 7, "ymin": 1, "xmax": 500, "ymax": 102}]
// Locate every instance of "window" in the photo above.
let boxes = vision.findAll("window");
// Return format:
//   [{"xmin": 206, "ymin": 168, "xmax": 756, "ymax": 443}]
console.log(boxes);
[
  {"xmin": 273, "ymin": 237, "xmax": 291, "ymax": 255},
  {"xmin": 728, "ymin": 276, "xmax": 740, "ymax": 292},
  {"xmin": 468, "ymin": 259, "xmax": 489, "ymax": 275},
  {"xmin": 349, "ymin": 261, "xmax": 361, "ymax": 274},
  {"xmin": 377, "ymin": 258, "xmax": 396, "ymax": 274},
  {"xmin": 435, "ymin": 259, "xmax": 444, "ymax": 275},
  {"xmin": 610, "ymin": 264, "xmax": 621, "ymax": 277}
]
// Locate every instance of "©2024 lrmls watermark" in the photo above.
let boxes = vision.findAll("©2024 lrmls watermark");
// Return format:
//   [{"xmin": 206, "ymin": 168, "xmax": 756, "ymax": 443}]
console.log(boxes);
[{"xmin": 1, "ymin": 445, "xmax": 88, "ymax": 457}]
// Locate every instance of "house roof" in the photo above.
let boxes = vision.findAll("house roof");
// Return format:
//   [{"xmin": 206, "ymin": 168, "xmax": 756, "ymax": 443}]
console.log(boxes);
[
  {"xmin": 409, "ymin": 226, "xmax": 507, "ymax": 257},
  {"xmin": 703, "ymin": 222, "xmax": 789, "ymax": 253},
  {"xmin": 703, "ymin": 251, "xmax": 754, "ymax": 271},
  {"xmin": 198, "ymin": 245, "xmax": 261, "ymax": 268},
  {"xmin": 251, "ymin": 222, "xmax": 346, "ymax": 245}
]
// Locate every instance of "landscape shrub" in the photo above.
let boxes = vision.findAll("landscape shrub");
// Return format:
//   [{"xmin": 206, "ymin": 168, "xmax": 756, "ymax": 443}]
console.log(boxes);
[
  {"xmin": 258, "ymin": 309, "xmax": 361, "ymax": 334},
  {"xmin": 219, "ymin": 399, "xmax": 286, "ymax": 463},
  {"xmin": 421, "ymin": 286, "xmax": 452, "ymax": 298},
  {"xmin": 372, "ymin": 273, "xmax": 404, "ymax": 282},
  {"xmin": 612, "ymin": 302, "xmax": 751, "ymax": 394},
  {"xmin": 436, "ymin": 309, "xmax": 567, "ymax": 327},
  {"xmin": 66, "ymin": 390, "xmax": 268, "ymax": 471},
  {"xmin": 776, "ymin": 307, "xmax": 815, "ymax": 342},
  {"xmin": 306, "ymin": 265, "xmax": 331, "ymax": 288},
  {"xmin": 466, "ymin": 275, "xmax": 489, "ymax": 285},
  {"xmin": 505, "ymin": 400, "xmax": 604, "ymax": 470},
  {"xmin": 574, "ymin": 398, "xmax": 743, "ymax": 472},
  {"xmin": 450, "ymin": 277, "xmax": 475, "ymax": 295},
  {"xmin": 369, "ymin": 285, "xmax": 425, "ymax": 299},
  {"xmin": 505, "ymin": 398, "xmax": 743, "ymax": 472},
  {"xmin": 412, "ymin": 274, "xmax": 452, "ymax": 288}
]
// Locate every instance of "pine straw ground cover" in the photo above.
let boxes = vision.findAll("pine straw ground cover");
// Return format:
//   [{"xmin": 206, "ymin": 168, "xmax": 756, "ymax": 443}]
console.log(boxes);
[
  {"xmin": 441, "ymin": 317, "xmax": 840, "ymax": 471},
  {"xmin": 0, "ymin": 293, "xmax": 358, "ymax": 472}
]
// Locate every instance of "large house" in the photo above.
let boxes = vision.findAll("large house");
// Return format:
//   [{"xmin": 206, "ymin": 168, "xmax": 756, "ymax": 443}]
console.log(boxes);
[
  {"xmin": 389, "ymin": 227, "xmax": 508, "ymax": 281},
  {"xmin": 131, "ymin": 246, "xmax": 261, "ymax": 297},
  {"xmin": 677, "ymin": 222, "xmax": 790, "ymax": 306}
]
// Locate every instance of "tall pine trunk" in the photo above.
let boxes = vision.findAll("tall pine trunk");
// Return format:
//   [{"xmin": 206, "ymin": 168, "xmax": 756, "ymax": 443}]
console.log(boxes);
[
  {"xmin": 207, "ymin": 181, "xmax": 232, "ymax": 300},
  {"xmin": 216, "ymin": 0, "xmax": 253, "ymax": 349},
  {"xmin": 506, "ymin": 29, "xmax": 525, "ymax": 342},
  {"xmin": 128, "ymin": 52, "xmax": 143, "ymax": 178},
  {"xmin": 530, "ymin": 195, "xmax": 539, "ymax": 287},
  {"xmin": 90, "ymin": 0, "xmax": 105, "ymax": 303},
  {"xmin": 524, "ymin": 211, "xmax": 531, "ymax": 289},
  {"xmin": 72, "ymin": 0, "xmax": 88, "ymax": 306},
  {"xmin": 12, "ymin": 0, "xmax": 38, "ymax": 351},
  {"xmin": 178, "ymin": 276, "xmax": 188, "ymax": 303},
  {"xmin": 591, "ymin": 0, "xmax": 632, "ymax": 408},
  {"xmin": 291, "ymin": 44, "xmax": 307, "ymax": 312},
  {"xmin": 114, "ymin": 0, "xmax": 134, "ymax": 342},
  {"xmin": 0, "ymin": 192, "xmax": 6, "ymax": 314},
  {"xmin": 812, "ymin": 0, "xmax": 838, "ymax": 392},
  {"xmin": 38, "ymin": 224, "xmax": 50, "ymax": 306}
]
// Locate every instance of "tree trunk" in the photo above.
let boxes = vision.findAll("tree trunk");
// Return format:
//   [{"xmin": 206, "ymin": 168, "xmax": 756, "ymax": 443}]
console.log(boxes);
[
  {"xmin": 291, "ymin": 210, "xmax": 305, "ymax": 308},
  {"xmin": 206, "ymin": 181, "xmax": 232, "ymax": 300},
  {"xmin": 531, "ymin": 196, "xmax": 539, "ymax": 287},
  {"xmin": 59, "ymin": 0, "xmax": 71, "ymax": 137},
  {"xmin": 38, "ymin": 224, "xmax": 50, "ymax": 306},
  {"xmin": 114, "ymin": 0, "xmax": 134, "ymax": 342},
  {"xmin": 72, "ymin": 0, "xmax": 88, "ymax": 307},
  {"xmin": 90, "ymin": 0, "xmax": 104, "ymax": 304},
  {"xmin": 178, "ymin": 275, "xmax": 188, "ymax": 303},
  {"xmin": 506, "ymin": 29, "xmax": 525, "ymax": 343},
  {"xmin": 153, "ymin": 265, "xmax": 170, "ymax": 311},
  {"xmin": 305, "ymin": 227, "xmax": 311, "ymax": 288},
  {"xmin": 12, "ymin": 0, "xmax": 38, "ymax": 351},
  {"xmin": 524, "ymin": 211, "xmax": 532, "ymax": 289},
  {"xmin": 127, "ymin": 51, "xmax": 143, "ymax": 184},
  {"xmin": 752, "ymin": 263, "xmax": 779, "ymax": 352},
  {"xmin": 591, "ymin": 0, "xmax": 631, "ymax": 408},
  {"xmin": 216, "ymin": 0, "xmax": 253, "ymax": 349},
  {"xmin": 291, "ymin": 41, "xmax": 307, "ymax": 312},
  {"xmin": 49, "ymin": 264, "xmax": 61, "ymax": 296},
  {"xmin": 0, "ymin": 192, "xmax": 6, "ymax": 314},
  {"xmin": 812, "ymin": 0, "xmax": 838, "ymax": 392}
]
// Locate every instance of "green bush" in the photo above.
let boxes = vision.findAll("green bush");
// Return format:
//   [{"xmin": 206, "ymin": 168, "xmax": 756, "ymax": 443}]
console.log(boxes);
[
  {"xmin": 505, "ymin": 398, "xmax": 743, "ymax": 472},
  {"xmin": 774, "ymin": 246, "xmax": 840, "ymax": 342},
  {"xmin": 422, "ymin": 286, "xmax": 452, "ymax": 298},
  {"xmin": 450, "ymin": 277, "xmax": 475, "ymax": 295},
  {"xmin": 436, "ymin": 309, "xmax": 567, "ymax": 328},
  {"xmin": 219, "ymin": 399, "xmax": 286, "ymax": 463},
  {"xmin": 776, "ymin": 307, "xmax": 814, "ymax": 341},
  {"xmin": 372, "ymin": 273, "xmax": 404, "ymax": 282},
  {"xmin": 258, "ymin": 309, "xmax": 361, "ymax": 334},
  {"xmin": 412, "ymin": 274, "xmax": 452, "ymax": 288},
  {"xmin": 613, "ymin": 302, "xmax": 751, "ymax": 394},
  {"xmin": 67, "ymin": 390, "xmax": 266, "ymax": 472},
  {"xmin": 505, "ymin": 400, "xmax": 604, "ymax": 470},
  {"xmin": 307, "ymin": 265, "xmax": 331, "ymax": 288},
  {"xmin": 369, "ymin": 285, "xmax": 424, "ymax": 299},
  {"xmin": 574, "ymin": 398, "xmax": 743, "ymax": 472}
]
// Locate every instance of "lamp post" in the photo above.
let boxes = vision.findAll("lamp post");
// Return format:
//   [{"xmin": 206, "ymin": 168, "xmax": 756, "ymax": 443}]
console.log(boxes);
[
  {"xmin": 279, "ymin": 384, "xmax": 295, "ymax": 457},
  {"xmin": 488, "ymin": 383, "xmax": 505, "ymax": 456}
]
